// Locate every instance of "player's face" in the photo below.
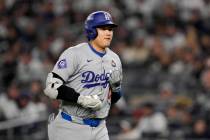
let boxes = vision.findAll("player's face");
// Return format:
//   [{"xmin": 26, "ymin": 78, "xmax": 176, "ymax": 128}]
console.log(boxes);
[{"xmin": 92, "ymin": 26, "xmax": 113, "ymax": 51}]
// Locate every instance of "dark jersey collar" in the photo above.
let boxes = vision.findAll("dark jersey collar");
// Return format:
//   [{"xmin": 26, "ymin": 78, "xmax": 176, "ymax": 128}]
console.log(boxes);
[{"xmin": 88, "ymin": 43, "xmax": 106, "ymax": 57}]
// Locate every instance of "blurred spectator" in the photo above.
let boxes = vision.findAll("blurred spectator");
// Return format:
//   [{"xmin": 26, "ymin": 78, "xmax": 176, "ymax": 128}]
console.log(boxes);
[
  {"xmin": 166, "ymin": 104, "xmax": 192, "ymax": 139},
  {"xmin": 200, "ymin": 33, "xmax": 210, "ymax": 59},
  {"xmin": 156, "ymin": 82, "xmax": 176, "ymax": 112},
  {"xmin": 121, "ymin": 31, "xmax": 150, "ymax": 66},
  {"xmin": 117, "ymin": 102, "xmax": 168, "ymax": 139},
  {"xmin": 0, "ymin": 83, "xmax": 20, "ymax": 120},
  {"xmin": 195, "ymin": 68, "xmax": 210, "ymax": 113},
  {"xmin": 16, "ymin": 48, "xmax": 46, "ymax": 85},
  {"xmin": 0, "ymin": 49, "xmax": 17, "ymax": 89},
  {"xmin": 29, "ymin": 80, "xmax": 48, "ymax": 114},
  {"xmin": 202, "ymin": 0, "xmax": 210, "ymax": 18},
  {"xmin": 17, "ymin": 90, "xmax": 47, "ymax": 121},
  {"xmin": 185, "ymin": 119, "xmax": 210, "ymax": 139}
]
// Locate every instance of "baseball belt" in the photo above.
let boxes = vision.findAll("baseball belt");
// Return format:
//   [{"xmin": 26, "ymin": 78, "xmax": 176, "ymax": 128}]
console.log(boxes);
[{"xmin": 61, "ymin": 111, "xmax": 102, "ymax": 127}]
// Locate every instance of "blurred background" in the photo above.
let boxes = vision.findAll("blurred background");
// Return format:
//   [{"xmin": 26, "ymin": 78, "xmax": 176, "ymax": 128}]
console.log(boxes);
[{"xmin": 0, "ymin": 0, "xmax": 210, "ymax": 140}]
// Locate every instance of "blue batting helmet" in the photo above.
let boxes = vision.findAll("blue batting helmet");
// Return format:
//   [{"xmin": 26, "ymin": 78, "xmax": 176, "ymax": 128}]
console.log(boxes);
[{"xmin": 85, "ymin": 11, "xmax": 117, "ymax": 41}]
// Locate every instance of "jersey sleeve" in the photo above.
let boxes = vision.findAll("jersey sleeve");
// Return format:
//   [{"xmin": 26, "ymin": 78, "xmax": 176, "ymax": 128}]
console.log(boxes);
[
  {"xmin": 117, "ymin": 55, "xmax": 123, "ymax": 82},
  {"xmin": 111, "ymin": 55, "xmax": 123, "ymax": 104},
  {"xmin": 52, "ymin": 49, "xmax": 78, "ymax": 82}
]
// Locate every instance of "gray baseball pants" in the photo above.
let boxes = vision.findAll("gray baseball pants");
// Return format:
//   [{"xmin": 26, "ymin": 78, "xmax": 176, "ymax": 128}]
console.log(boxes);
[{"xmin": 48, "ymin": 111, "xmax": 109, "ymax": 140}]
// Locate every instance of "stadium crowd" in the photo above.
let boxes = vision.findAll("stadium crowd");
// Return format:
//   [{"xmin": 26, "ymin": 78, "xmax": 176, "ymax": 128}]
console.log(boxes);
[{"xmin": 0, "ymin": 0, "xmax": 210, "ymax": 139}]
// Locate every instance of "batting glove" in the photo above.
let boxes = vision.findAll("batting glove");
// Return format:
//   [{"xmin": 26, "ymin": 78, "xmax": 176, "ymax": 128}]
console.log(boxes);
[{"xmin": 77, "ymin": 94, "xmax": 102, "ymax": 111}]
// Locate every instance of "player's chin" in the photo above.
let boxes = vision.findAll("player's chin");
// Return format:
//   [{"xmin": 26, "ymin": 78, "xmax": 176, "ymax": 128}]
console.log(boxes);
[{"xmin": 103, "ymin": 40, "xmax": 112, "ymax": 47}]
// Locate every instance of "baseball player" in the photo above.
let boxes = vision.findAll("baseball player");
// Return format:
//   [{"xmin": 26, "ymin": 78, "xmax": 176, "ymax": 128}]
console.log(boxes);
[{"xmin": 44, "ymin": 11, "xmax": 123, "ymax": 140}]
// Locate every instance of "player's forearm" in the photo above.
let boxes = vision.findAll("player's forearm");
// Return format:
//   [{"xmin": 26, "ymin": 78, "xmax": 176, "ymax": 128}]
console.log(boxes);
[
  {"xmin": 57, "ymin": 85, "xmax": 79, "ymax": 103},
  {"xmin": 111, "ymin": 91, "xmax": 122, "ymax": 104}
]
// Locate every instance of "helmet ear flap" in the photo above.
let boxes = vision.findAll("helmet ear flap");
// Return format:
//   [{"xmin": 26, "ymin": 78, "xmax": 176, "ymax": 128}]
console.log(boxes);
[{"xmin": 86, "ymin": 27, "xmax": 97, "ymax": 41}]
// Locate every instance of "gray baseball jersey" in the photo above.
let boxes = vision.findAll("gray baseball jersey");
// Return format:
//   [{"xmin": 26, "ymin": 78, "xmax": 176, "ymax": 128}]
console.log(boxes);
[{"xmin": 52, "ymin": 42, "xmax": 122, "ymax": 119}]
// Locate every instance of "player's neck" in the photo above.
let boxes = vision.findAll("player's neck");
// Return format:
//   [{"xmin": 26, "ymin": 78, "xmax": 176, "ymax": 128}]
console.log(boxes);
[{"xmin": 89, "ymin": 41, "xmax": 106, "ymax": 53}]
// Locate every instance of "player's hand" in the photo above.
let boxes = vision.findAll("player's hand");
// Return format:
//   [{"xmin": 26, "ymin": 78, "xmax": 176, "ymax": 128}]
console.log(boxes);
[
  {"xmin": 77, "ymin": 94, "xmax": 102, "ymax": 111},
  {"xmin": 109, "ymin": 69, "xmax": 122, "ymax": 92}
]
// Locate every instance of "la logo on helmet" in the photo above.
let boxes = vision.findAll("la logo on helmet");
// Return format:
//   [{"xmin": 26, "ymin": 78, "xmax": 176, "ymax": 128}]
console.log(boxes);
[{"xmin": 104, "ymin": 12, "xmax": 111, "ymax": 20}]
